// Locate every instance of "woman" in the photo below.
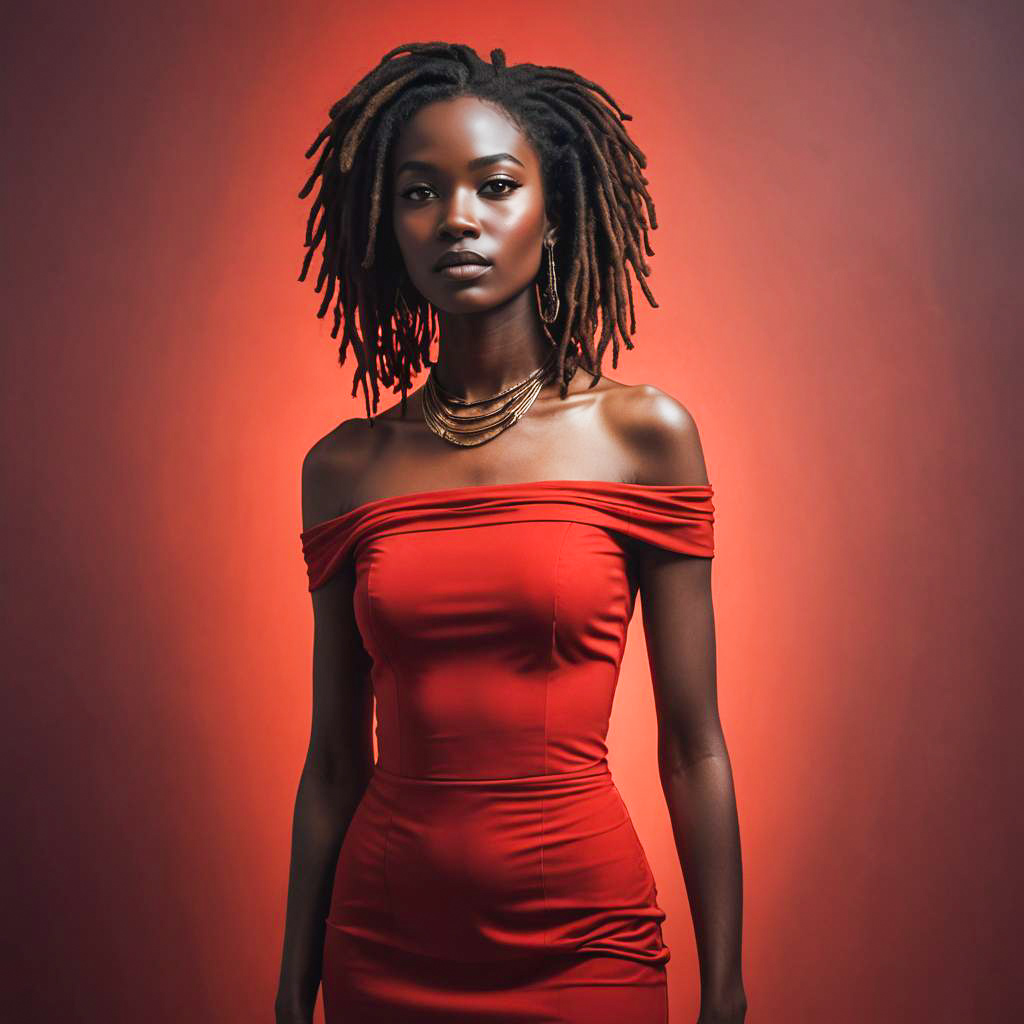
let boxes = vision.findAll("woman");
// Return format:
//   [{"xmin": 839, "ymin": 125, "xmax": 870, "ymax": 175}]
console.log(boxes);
[{"xmin": 276, "ymin": 41, "xmax": 746, "ymax": 1024}]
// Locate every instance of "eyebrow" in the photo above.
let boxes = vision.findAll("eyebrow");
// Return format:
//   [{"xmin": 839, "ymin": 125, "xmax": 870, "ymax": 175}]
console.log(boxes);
[{"xmin": 395, "ymin": 152, "xmax": 526, "ymax": 176}]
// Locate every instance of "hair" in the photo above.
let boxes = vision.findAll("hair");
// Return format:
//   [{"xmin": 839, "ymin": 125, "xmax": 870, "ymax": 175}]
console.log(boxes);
[{"xmin": 298, "ymin": 41, "xmax": 660, "ymax": 422}]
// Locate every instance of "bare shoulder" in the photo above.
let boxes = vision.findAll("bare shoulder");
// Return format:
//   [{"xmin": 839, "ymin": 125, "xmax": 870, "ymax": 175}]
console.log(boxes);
[
  {"xmin": 301, "ymin": 417, "xmax": 374, "ymax": 531},
  {"xmin": 604, "ymin": 382, "xmax": 709, "ymax": 486}
]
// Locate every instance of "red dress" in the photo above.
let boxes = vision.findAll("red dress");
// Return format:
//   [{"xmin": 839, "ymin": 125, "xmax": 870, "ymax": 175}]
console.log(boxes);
[{"xmin": 299, "ymin": 479, "xmax": 715, "ymax": 1023}]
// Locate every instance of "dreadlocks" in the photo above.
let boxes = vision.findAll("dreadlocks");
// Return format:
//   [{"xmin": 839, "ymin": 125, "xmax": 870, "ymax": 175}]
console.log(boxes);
[{"xmin": 297, "ymin": 41, "xmax": 659, "ymax": 423}]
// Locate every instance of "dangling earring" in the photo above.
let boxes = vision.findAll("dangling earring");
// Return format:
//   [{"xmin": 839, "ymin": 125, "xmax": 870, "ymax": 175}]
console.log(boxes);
[{"xmin": 536, "ymin": 237, "xmax": 560, "ymax": 324}]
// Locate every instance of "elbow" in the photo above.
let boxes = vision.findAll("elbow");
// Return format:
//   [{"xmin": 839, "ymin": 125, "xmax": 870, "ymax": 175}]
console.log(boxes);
[
  {"xmin": 302, "ymin": 744, "xmax": 374, "ymax": 794},
  {"xmin": 657, "ymin": 726, "xmax": 729, "ymax": 780},
  {"xmin": 657, "ymin": 750, "xmax": 695, "ymax": 784},
  {"xmin": 298, "ymin": 760, "xmax": 372, "ymax": 819}
]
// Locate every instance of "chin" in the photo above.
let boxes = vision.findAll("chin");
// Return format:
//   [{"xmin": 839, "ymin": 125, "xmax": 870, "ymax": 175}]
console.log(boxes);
[{"xmin": 429, "ymin": 287, "xmax": 507, "ymax": 314}]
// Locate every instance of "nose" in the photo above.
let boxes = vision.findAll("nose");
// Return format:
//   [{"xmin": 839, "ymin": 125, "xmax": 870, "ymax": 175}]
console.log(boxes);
[{"xmin": 436, "ymin": 185, "xmax": 481, "ymax": 240}]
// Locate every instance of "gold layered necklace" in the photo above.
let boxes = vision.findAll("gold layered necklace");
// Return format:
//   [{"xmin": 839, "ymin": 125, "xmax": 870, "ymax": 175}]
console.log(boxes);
[{"xmin": 422, "ymin": 347, "xmax": 559, "ymax": 447}]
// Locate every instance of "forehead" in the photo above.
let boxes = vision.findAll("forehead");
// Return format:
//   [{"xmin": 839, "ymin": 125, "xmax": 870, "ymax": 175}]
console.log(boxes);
[{"xmin": 391, "ymin": 96, "xmax": 540, "ymax": 174}]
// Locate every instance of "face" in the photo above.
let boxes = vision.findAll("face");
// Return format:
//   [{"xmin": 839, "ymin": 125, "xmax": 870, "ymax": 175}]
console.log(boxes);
[{"xmin": 389, "ymin": 95, "xmax": 555, "ymax": 313}]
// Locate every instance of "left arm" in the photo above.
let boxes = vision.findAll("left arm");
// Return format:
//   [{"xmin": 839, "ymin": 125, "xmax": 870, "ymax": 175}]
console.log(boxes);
[{"xmin": 624, "ymin": 386, "xmax": 747, "ymax": 1023}]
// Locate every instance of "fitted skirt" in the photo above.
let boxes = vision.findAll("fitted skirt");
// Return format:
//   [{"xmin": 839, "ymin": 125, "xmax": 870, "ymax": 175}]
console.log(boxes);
[{"xmin": 321, "ymin": 762, "xmax": 670, "ymax": 1023}]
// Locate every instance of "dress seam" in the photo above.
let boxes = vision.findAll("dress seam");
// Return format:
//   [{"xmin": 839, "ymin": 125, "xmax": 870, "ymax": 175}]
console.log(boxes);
[
  {"xmin": 541, "ymin": 521, "xmax": 573, "ymax": 950},
  {"xmin": 366, "ymin": 557, "xmax": 402, "ymax": 774},
  {"xmin": 365, "ymin": 557, "xmax": 399, "ymax": 925}
]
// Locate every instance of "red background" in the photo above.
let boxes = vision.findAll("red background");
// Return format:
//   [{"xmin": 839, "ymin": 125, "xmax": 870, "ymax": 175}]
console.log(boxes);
[{"xmin": 3, "ymin": 2, "xmax": 1021, "ymax": 1021}]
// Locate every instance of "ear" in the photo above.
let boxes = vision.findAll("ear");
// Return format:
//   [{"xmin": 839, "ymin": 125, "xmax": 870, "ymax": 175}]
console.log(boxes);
[{"xmin": 544, "ymin": 223, "xmax": 558, "ymax": 248}]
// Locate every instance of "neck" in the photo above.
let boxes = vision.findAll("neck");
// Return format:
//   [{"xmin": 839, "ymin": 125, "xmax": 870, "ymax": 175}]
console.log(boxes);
[{"xmin": 431, "ymin": 290, "xmax": 554, "ymax": 402}]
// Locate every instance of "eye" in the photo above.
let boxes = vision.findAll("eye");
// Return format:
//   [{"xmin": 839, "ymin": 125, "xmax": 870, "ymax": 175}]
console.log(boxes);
[
  {"xmin": 399, "ymin": 178, "xmax": 523, "ymax": 202},
  {"xmin": 481, "ymin": 177, "xmax": 522, "ymax": 196},
  {"xmin": 401, "ymin": 185, "xmax": 436, "ymax": 202}
]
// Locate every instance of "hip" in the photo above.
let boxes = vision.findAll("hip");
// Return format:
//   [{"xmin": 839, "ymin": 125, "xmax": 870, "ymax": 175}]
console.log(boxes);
[{"xmin": 327, "ymin": 761, "xmax": 667, "ymax": 963}]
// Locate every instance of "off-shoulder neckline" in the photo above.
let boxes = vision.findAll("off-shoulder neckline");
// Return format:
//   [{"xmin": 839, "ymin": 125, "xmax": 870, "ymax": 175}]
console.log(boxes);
[{"xmin": 300, "ymin": 477, "xmax": 713, "ymax": 538}]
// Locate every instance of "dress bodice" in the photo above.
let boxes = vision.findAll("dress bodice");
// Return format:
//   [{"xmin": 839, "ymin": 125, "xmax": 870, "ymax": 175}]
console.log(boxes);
[{"xmin": 299, "ymin": 480, "xmax": 714, "ymax": 781}]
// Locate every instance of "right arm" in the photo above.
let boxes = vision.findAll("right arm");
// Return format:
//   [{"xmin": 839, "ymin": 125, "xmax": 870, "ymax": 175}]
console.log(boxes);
[{"xmin": 275, "ymin": 440, "xmax": 375, "ymax": 1023}]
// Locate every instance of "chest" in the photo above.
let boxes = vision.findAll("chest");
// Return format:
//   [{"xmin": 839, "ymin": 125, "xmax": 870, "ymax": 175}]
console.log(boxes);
[{"xmin": 352, "ymin": 519, "xmax": 640, "ymax": 666}]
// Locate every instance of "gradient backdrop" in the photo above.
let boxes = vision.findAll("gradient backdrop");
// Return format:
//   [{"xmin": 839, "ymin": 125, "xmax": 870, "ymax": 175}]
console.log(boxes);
[{"xmin": 3, "ymin": 2, "xmax": 1021, "ymax": 1021}]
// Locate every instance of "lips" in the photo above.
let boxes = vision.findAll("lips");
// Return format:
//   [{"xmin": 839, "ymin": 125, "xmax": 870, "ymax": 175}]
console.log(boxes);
[{"xmin": 433, "ymin": 250, "xmax": 492, "ymax": 271}]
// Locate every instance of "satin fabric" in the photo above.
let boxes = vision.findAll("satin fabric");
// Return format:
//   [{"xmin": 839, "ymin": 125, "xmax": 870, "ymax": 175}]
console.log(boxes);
[{"xmin": 299, "ymin": 479, "xmax": 715, "ymax": 1022}]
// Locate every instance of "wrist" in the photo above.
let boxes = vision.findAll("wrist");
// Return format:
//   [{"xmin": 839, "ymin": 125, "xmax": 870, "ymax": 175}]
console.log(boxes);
[
  {"xmin": 274, "ymin": 995, "xmax": 314, "ymax": 1024},
  {"xmin": 697, "ymin": 1008, "xmax": 746, "ymax": 1024},
  {"xmin": 698, "ymin": 982, "xmax": 747, "ymax": 1024},
  {"xmin": 275, "ymin": 1011, "xmax": 312, "ymax": 1024}
]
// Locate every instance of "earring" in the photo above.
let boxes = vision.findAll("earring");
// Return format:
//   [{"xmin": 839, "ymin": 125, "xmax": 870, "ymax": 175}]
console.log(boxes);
[{"xmin": 537, "ymin": 237, "xmax": 560, "ymax": 324}]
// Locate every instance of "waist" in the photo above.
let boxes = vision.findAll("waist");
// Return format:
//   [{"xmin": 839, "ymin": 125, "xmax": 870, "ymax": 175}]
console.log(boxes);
[{"xmin": 371, "ymin": 759, "xmax": 612, "ymax": 793}]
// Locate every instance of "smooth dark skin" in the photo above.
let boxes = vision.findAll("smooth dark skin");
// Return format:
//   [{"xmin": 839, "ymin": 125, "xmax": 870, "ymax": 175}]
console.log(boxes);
[{"xmin": 276, "ymin": 96, "xmax": 746, "ymax": 1024}]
